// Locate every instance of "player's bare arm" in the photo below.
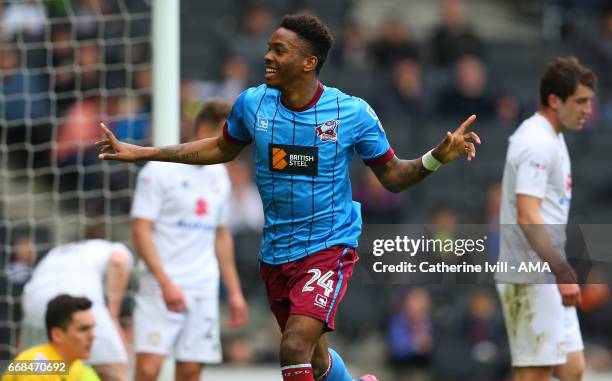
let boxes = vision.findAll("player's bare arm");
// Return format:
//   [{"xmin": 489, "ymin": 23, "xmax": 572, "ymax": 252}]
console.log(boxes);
[
  {"xmin": 106, "ymin": 250, "xmax": 131, "ymax": 320},
  {"xmin": 372, "ymin": 115, "xmax": 480, "ymax": 193},
  {"xmin": 516, "ymin": 194, "xmax": 581, "ymax": 305},
  {"xmin": 215, "ymin": 226, "xmax": 248, "ymax": 328},
  {"xmin": 96, "ymin": 122, "xmax": 243, "ymax": 164},
  {"xmin": 132, "ymin": 218, "xmax": 187, "ymax": 312}
]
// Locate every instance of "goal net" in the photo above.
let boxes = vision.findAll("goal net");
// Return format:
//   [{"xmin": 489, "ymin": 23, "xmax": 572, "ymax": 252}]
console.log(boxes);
[{"xmin": 1, "ymin": 0, "xmax": 152, "ymax": 359}]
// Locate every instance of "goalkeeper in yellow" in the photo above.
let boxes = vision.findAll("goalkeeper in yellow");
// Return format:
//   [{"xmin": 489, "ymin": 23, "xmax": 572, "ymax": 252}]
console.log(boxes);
[{"xmin": 2, "ymin": 295, "xmax": 97, "ymax": 381}]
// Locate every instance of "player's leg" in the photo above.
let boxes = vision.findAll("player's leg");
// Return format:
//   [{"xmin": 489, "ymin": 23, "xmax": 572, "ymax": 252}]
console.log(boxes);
[
  {"xmin": 311, "ymin": 337, "xmax": 377, "ymax": 381},
  {"xmin": 88, "ymin": 305, "xmax": 129, "ymax": 381},
  {"xmin": 174, "ymin": 293, "xmax": 221, "ymax": 381},
  {"xmin": 311, "ymin": 336, "xmax": 353, "ymax": 381},
  {"xmin": 553, "ymin": 305, "xmax": 585, "ymax": 381},
  {"xmin": 133, "ymin": 293, "xmax": 183, "ymax": 381},
  {"xmin": 497, "ymin": 284, "xmax": 566, "ymax": 381},
  {"xmin": 513, "ymin": 366, "xmax": 553, "ymax": 381},
  {"xmin": 135, "ymin": 353, "xmax": 165, "ymax": 381},
  {"xmin": 284, "ymin": 247, "xmax": 371, "ymax": 381},
  {"xmin": 553, "ymin": 351, "xmax": 585, "ymax": 381},
  {"xmin": 175, "ymin": 362, "xmax": 204, "ymax": 381},
  {"xmin": 311, "ymin": 335, "xmax": 330, "ymax": 377},
  {"xmin": 92, "ymin": 364, "xmax": 129, "ymax": 381},
  {"xmin": 280, "ymin": 314, "xmax": 325, "ymax": 380}
]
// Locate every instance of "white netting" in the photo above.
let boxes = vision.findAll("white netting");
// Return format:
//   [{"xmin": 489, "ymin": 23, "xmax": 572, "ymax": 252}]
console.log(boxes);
[{"xmin": 0, "ymin": 0, "xmax": 152, "ymax": 359}]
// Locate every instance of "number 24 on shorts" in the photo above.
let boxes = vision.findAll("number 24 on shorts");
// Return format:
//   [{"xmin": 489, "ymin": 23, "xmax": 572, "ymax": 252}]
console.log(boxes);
[{"xmin": 302, "ymin": 269, "xmax": 335, "ymax": 297}]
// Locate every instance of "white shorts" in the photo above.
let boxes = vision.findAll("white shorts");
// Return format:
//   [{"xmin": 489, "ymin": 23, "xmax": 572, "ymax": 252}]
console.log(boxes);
[
  {"xmin": 497, "ymin": 284, "xmax": 583, "ymax": 367},
  {"xmin": 133, "ymin": 291, "xmax": 221, "ymax": 363},
  {"xmin": 21, "ymin": 301, "xmax": 128, "ymax": 365}
]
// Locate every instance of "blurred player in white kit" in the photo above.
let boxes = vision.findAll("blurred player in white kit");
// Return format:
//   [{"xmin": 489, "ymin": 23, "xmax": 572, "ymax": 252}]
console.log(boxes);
[
  {"xmin": 496, "ymin": 57, "xmax": 596, "ymax": 381},
  {"xmin": 130, "ymin": 99, "xmax": 248, "ymax": 381},
  {"xmin": 21, "ymin": 226, "xmax": 133, "ymax": 381}
]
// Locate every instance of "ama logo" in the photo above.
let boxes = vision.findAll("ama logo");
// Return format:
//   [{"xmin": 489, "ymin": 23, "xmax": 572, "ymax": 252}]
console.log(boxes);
[{"xmin": 315, "ymin": 120, "xmax": 339, "ymax": 142}]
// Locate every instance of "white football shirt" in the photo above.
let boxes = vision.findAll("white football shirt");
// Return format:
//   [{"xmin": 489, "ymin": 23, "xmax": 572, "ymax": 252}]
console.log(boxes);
[
  {"xmin": 131, "ymin": 162, "xmax": 231, "ymax": 295},
  {"xmin": 23, "ymin": 239, "xmax": 132, "ymax": 310},
  {"xmin": 497, "ymin": 113, "xmax": 572, "ymax": 283}
]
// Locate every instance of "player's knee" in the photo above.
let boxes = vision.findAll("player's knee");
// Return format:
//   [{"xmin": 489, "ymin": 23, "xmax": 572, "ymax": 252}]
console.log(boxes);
[
  {"xmin": 93, "ymin": 365, "xmax": 128, "ymax": 381},
  {"xmin": 564, "ymin": 355, "xmax": 585, "ymax": 381},
  {"xmin": 279, "ymin": 335, "xmax": 312, "ymax": 364},
  {"xmin": 175, "ymin": 363, "xmax": 202, "ymax": 381},
  {"xmin": 136, "ymin": 359, "xmax": 163, "ymax": 381}
]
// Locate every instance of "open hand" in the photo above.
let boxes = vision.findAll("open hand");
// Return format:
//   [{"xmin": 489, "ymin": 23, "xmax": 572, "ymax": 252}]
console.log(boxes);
[
  {"xmin": 226, "ymin": 292, "xmax": 249, "ymax": 328},
  {"xmin": 558, "ymin": 284, "xmax": 582, "ymax": 306},
  {"xmin": 96, "ymin": 122, "xmax": 145, "ymax": 162},
  {"xmin": 161, "ymin": 279, "xmax": 187, "ymax": 312},
  {"xmin": 431, "ymin": 115, "xmax": 480, "ymax": 163}
]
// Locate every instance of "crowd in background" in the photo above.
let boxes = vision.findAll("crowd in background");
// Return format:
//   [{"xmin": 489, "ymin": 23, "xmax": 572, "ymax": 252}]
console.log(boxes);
[{"xmin": 2, "ymin": 0, "xmax": 612, "ymax": 380}]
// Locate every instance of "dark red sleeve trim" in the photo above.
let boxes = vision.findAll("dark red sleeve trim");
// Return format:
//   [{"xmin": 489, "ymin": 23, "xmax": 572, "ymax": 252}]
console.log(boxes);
[
  {"xmin": 222, "ymin": 122, "xmax": 252, "ymax": 146},
  {"xmin": 364, "ymin": 147, "xmax": 395, "ymax": 166}
]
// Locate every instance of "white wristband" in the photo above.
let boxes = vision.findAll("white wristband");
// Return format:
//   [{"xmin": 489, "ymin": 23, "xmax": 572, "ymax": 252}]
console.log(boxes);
[{"xmin": 422, "ymin": 149, "xmax": 442, "ymax": 172}]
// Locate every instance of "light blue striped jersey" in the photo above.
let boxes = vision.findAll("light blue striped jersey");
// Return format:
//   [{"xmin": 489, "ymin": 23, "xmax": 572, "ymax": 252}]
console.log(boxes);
[{"xmin": 224, "ymin": 82, "xmax": 393, "ymax": 264}]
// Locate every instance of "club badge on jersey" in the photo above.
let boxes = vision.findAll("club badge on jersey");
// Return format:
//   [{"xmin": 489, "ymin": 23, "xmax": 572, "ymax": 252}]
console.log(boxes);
[{"xmin": 315, "ymin": 119, "xmax": 339, "ymax": 142}]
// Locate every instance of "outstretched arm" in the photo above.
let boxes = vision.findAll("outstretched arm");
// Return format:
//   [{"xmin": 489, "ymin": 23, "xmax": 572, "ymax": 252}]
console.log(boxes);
[
  {"xmin": 370, "ymin": 156, "xmax": 433, "ymax": 193},
  {"xmin": 96, "ymin": 123, "xmax": 244, "ymax": 164},
  {"xmin": 372, "ymin": 115, "xmax": 480, "ymax": 193}
]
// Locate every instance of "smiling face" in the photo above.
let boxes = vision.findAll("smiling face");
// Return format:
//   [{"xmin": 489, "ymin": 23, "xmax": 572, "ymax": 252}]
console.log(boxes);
[
  {"xmin": 264, "ymin": 27, "xmax": 317, "ymax": 89},
  {"xmin": 550, "ymin": 83, "xmax": 594, "ymax": 131}
]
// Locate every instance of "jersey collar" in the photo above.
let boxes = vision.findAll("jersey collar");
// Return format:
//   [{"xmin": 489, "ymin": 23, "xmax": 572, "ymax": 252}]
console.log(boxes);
[{"xmin": 280, "ymin": 81, "xmax": 324, "ymax": 112}]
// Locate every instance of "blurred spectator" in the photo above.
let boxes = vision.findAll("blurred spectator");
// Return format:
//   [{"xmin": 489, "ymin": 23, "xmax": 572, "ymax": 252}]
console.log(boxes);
[
  {"xmin": 429, "ymin": 0, "xmax": 483, "ymax": 67},
  {"xmin": 386, "ymin": 287, "xmax": 433, "ymax": 381},
  {"xmin": 1, "ymin": 0, "xmax": 47, "ymax": 40},
  {"xmin": 369, "ymin": 18, "xmax": 419, "ymax": 70},
  {"xmin": 188, "ymin": 56, "xmax": 250, "ymax": 103},
  {"xmin": 0, "ymin": 233, "xmax": 37, "ymax": 359},
  {"xmin": 230, "ymin": 3, "xmax": 274, "ymax": 75},
  {"xmin": 331, "ymin": 22, "xmax": 371, "ymax": 71},
  {"xmin": 579, "ymin": 266, "xmax": 612, "ymax": 371},
  {"xmin": 51, "ymin": 23, "xmax": 78, "ymax": 117},
  {"xmin": 7, "ymin": 235, "xmax": 36, "ymax": 286},
  {"xmin": 223, "ymin": 335, "xmax": 256, "ymax": 365},
  {"xmin": 353, "ymin": 169, "xmax": 404, "ymax": 223},
  {"xmin": 55, "ymin": 95, "xmax": 101, "ymax": 166},
  {"xmin": 437, "ymin": 55, "xmax": 496, "ymax": 119},
  {"xmin": 21, "ymin": 230, "xmax": 133, "ymax": 381},
  {"xmin": 483, "ymin": 181, "xmax": 501, "ymax": 261},
  {"xmin": 495, "ymin": 94, "xmax": 522, "ymax": 129},
  {"xmin": 73, "ymin": 0, "xmax": 109, "ymax": 40},
  {"xmin": 226, "ymin": 159, "xmax": 265, "ymax": 234},
  {"xmin": 460, "ymin": 288, "xmax": 510, "ymax": 380},
  {"xmin": 430, "ymin": 206, "xmax": 458, "ymax": 227},
  {"xmin": 581, "ymin": 8, "xmax": 612, "ymax": 124},
  {"xmin": 2, "ymin": 295, "xmax": 96, "ymax": 381},
  {"xmin": 0, "ymin": 45, "xmax": 50, "ymax": 126},
  {"xmin": 78, "ymin": 42, "xmax": 101, "ymax": 93},
  {"xmin": 376, "ymin": 58, "xmax": 429, "ymax": 123},
  {"xmin": 428, "ymin": 207, "xmax": 459, "ymax": 266},
  {"xmin": 109, "ymin": 95, "xmax": 150, "ymax": 144},
  {"xmin": 133, "ymin": 65, "xmax": 152, "ymax": 113},
  {"xmin": 1, "ymin": 44, "xmax": 51, "ymax": 168}
]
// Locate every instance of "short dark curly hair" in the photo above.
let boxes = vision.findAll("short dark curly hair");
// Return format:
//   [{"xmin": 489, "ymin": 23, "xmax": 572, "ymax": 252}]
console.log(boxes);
[
  {"xmin": 540, "ymin": 56, "xmax": 596, "ymax": 107},
  {"xmin": 280, "ymin": 14, "xmax": 334, "ymax": 74}
]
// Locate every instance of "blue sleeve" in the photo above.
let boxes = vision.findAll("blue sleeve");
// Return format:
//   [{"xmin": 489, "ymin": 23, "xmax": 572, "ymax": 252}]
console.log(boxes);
[
  {"xmin": 223, "ymin": 90, "xmax": 252, "ymax": 145},
  {"xmin": 354, "ymin": 99, "xmax": 394, "ymax": 166}
]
